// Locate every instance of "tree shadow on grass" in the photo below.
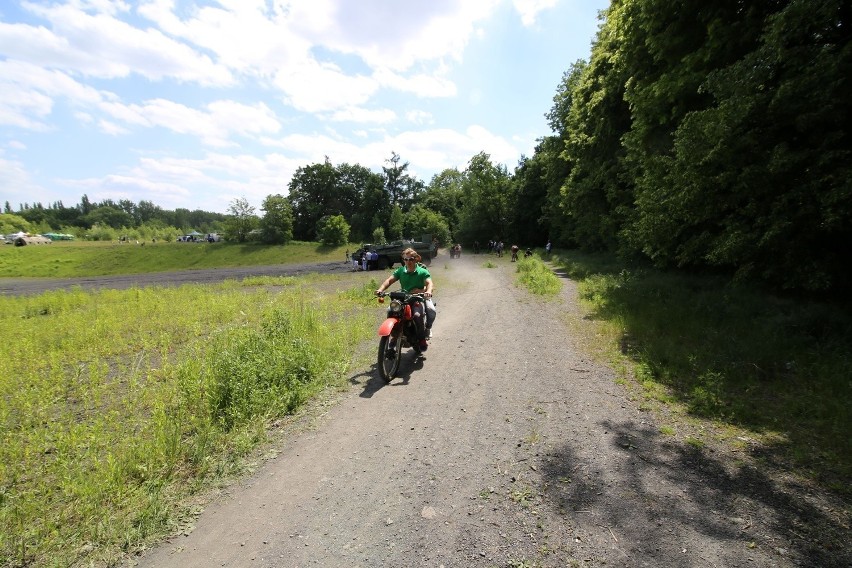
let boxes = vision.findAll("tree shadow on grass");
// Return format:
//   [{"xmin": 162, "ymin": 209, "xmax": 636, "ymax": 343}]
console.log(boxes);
[{"xmin": 539, "ymin": 419, "xmax": 851, "ymax": 568}]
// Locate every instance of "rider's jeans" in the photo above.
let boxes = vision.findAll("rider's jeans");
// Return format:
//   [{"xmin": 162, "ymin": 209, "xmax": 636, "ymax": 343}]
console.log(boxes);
[{"xmin": 424, "ymin": 299, "xmax": 436, "ymax": 329}]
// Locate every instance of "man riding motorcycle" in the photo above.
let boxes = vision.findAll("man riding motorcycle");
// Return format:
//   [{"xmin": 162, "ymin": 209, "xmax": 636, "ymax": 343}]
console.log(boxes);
[{"xmin": 375, "ymin": 247, "xmax": 436, "ymax": 350}]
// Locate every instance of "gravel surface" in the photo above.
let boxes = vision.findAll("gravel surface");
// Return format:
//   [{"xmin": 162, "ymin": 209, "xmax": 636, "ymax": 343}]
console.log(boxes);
[{"xmin": 8, "ymin": 254, "xmax": 848, "ymax": 567}]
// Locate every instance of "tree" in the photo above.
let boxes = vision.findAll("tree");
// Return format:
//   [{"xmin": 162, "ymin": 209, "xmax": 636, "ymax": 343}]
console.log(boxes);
[
  {"xmin": 371, "ymin": 227, "xmax": 386, "ymax": 244},
  {"xmin": 0, "ymin": 213, "xmax": 31, "ymax": 235},
  {"xmin": 338, "ymin": 163, "xmax": 386, "ymax": 241},
  {"xmin": 317, "ymin": 214, "xmax": 350, "ymax": 246},
  {"xmin": 287, "ymin": 158, "xmax": 343, "ymax": 241},
  {"xmin": 402, "ymin": 205, "xmax": 451, "ymax": 248},
  {"xmin": 259, "ymin": 194, "xmax": 294, "ymax": 245},
  {"xmin": 225, "ymin": 197, "xmax": 258, "ymax": 243},
  {"xmin": 558, "ymin": 3, "xmax": 633, "ymax": 252},
  {"xmin": 383, "ymin": 152, "xmax": 424, "ymax": 210},
  {"xmin": 80, "ymin": 206, "xmax": 133, "ymax": 229},
  {"xmin": 421, "ymin": 169, "xmax": 465, "ymax": 237},
  {"xmin": 456, "ymin": 152, "xmax": 514, "ymax": 244}
]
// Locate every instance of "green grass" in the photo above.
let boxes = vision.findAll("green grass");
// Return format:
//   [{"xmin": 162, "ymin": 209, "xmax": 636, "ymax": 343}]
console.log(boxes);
[
  {"xmin": 515, "ymin": 255, "xmax": 561, "ymax": 295},
  {"xmin": 551, "ymin": 249, "xmax": 852, "ymax": 494},
  {"xmin": 0, "ymin": 273, "xmax": 377, "ymax": 567},
  {"xmin": 0, "ymin": 240, "xmax": 358, "ymax": 277}
]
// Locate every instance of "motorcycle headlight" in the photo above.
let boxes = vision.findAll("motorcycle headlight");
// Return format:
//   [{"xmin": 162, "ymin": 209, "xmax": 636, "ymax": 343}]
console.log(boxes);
[{"xmin": 389, "ymin": 299, "xmax": 402, "ymax": 313}]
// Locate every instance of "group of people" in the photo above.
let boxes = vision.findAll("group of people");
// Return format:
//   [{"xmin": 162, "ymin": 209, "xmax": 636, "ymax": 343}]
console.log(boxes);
[{"xmin": 347, "ymin": 249, "xmax": 379, "ymax": 271}]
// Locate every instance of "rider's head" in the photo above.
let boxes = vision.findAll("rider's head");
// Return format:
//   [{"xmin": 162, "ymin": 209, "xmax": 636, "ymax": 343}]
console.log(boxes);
[{"xmin": 401, "ymin": 248, "xmax": 420, "ymax": 267}]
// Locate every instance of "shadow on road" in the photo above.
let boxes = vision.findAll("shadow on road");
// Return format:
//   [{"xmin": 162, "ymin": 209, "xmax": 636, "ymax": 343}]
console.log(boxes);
[
  {"xmin": 538, "ymin": 419, "xmax": 850, "ymax": 567},
  {"xmin": 354, "ymin": 352, "xmax": 425, "ymax": 398}
]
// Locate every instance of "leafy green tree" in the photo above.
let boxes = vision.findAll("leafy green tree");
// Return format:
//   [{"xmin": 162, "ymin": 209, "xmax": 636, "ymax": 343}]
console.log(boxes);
[
  {"xmin": 512, "ymin": 141, "xmax": 562, "ymax": 247},
  {"xmin": 421, "ymin": 168, "xmax": 465, "ymax": 237},
  {"xmin": 387, "ymin": 205, "xmax": 404, "ymax": 241},
  {"xmin": 383, "ymin": 152, "xmax": 424, "ymax": 210},
  {"xmin": 371, "ymin": 227, "xmax": 386, "ymax": 244},
  {"xmin": 81, "ymin": 206, "xmax": 133, "ymax": 229},
  {"xmin": 339, "ymin": 163, "xmax": 387, "ymax": 241},
  {"xmin": 288, "ymin": 157, "xmax": 342, "ymax": 241},
  {"xmin": 224, "ymin": 197, "xmax": 258, "ymax": 243},
  {"xmin": 456, "ymin": 152, "xmax": 514, "ymax": 244},
  {"xmin": 558, "ymin": 3, "xmax": 633, "ymax": 252},
  {"xmin": 259, "ymin": 194, "xmax": 294, "ymax": 244},
  {"xmin": 402, "ymin": 205, "xmax": 451, "ymax": 248},
  {"xmin": 317, "ymin": 214, "xmax": 350, "ymax": 246},
  {"xmin": 0, "ymin": 213, "xmax": 31, "ymax": 234}
]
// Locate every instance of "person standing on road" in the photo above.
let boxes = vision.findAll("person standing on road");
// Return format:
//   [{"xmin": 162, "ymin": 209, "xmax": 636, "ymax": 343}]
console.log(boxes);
[{"xmin": 375, "ymin": 247, "xmax": 436, "ymax": 351}]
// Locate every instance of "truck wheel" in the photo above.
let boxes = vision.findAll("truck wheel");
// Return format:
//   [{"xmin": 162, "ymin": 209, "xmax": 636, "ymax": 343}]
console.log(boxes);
[
  {"xmin": 422, "ymin": 255, "xmax": 432, "ymax": 266},
  {"xmin": 378, "ymin": 256, "xmax": 389, "ymax": 269}
]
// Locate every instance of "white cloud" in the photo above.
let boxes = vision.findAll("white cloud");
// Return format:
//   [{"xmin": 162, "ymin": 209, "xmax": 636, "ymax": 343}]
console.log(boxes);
[
  {"xmin": 98, "ymin": 119, "xmax": 130, "ymax": 136},
  {"xmin": 8, "ymin": 4, "xmax": 233, "ymax": 85},
  {"xmin": 373, "ymin": 69, "xmax": 457, "ymax": 98},
  {"xmin": 0, "ymin": 60, "xmax": 108, "ymax": 129},
  {"xmin": 273, "ymin": 61, "xmax": 378, "ymax": 113},
  {"xmin": 513, "ymin": 0, "xmax": 559, "ymax": 27},
  {"xmin": 321, "ymin": 1, "xmax": 500, "ymax": 71},
  {"xmin": 98, "ymin": 98, "xmax": 281, "ymax": 146},
  {"xmin": 406, "ymin": 110, "xmax": 434, "ymax": 126},
  {"xmin": 261, "ymin": 123, "xmax": 524, "ymax": 181},
  {"xmin": 0, "ymin": 156, "xmax": 46, "ymax": 204},
  {"xmin": 327, "ymin": 107, "xmax": 396, "ymax": 124}
]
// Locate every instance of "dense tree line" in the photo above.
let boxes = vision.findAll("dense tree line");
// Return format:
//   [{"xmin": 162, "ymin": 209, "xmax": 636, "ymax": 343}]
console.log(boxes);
[
  {"xmin": 5, "ymin": 0, "xmax": 847, "ymax": 293},
  {"xmin": 535, "ymin": 0, "xmax": 851, "ymax": 292},
  {"xmin": 2, "ymin": 197, "xmax": 228, "ymax": 242}
]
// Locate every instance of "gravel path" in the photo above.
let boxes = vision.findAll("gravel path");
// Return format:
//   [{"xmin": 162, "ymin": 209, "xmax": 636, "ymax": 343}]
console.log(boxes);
[{"xmin": 13, "ymin": 254, "xmax": 846, "ymax": 566}]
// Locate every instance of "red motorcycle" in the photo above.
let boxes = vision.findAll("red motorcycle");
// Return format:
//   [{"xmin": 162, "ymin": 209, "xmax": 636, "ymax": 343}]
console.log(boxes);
[{"xmin": 375, "ymin": 291, "xmax": 429, "ymax": 382}]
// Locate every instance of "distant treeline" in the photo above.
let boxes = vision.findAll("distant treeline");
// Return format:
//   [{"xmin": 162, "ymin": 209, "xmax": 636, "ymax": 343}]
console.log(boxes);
[
  {"xmin": 4, "ymin": 0, "xmax": 848, "ymax": 293},
  {"xmin": 2, "ymin": 196, "xmax": 228, "ymax": 243}
]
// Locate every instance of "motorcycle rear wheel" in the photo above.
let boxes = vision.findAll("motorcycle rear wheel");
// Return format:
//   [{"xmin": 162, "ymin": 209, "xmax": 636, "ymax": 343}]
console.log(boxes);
[{"xmin": 378, "ymin": 333, "xmax": 402, "ymax": 382}]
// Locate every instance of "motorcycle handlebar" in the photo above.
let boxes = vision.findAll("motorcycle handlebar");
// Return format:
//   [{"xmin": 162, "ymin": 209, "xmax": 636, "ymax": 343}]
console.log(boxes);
[{"xmin": 375, "ymin": 291, "xmax": 430, "ymax": 300}]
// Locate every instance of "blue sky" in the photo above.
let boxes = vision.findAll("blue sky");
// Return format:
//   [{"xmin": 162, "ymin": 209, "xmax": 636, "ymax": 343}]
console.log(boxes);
[{"xmin": 1, "ymin": 0, "xmax": 608, "ymax": 215}]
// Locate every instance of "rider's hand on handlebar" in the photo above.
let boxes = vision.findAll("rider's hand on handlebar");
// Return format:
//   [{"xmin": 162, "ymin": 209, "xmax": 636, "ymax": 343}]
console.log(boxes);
[{"xmin": 424, "ymin": 292, "xmax": 432, "ymax": 299}]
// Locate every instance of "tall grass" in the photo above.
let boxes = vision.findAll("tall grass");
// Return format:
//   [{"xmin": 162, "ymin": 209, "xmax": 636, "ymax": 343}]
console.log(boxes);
[
  {"xmin": 515, "ymin": 255, "xmax": 561, "ymax": 295},
  {"xmin": 0, "ymin": 240, "xmax": 360, "ymax": 278},
  {"xmin": 0, "ymin": 276, "xmax": 377, "ymax": 567},
  {"xmin": 552, "ymin": 250, "xmax": 852, "ymax": 494}
]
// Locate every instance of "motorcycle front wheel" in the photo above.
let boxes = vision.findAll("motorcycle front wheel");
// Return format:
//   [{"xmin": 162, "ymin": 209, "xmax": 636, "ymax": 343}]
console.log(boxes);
[{"xmin": 378, "ymin": 332, "xmax": 402, "ymax": 382}]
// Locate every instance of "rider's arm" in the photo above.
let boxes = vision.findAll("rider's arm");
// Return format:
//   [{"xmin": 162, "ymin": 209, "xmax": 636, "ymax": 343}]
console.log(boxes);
[
  {"xmin": 376, "ymin": 275, "xmax": 398, "ymax": 295},
  {"xmin": 423, "ymin": 277, "xmax": 434, "ymax": 298}
]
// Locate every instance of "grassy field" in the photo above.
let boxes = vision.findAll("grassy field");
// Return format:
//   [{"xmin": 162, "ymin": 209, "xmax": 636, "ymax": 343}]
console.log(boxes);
[
  {"xmin": 0, "ymin": 244, "xmax": 380, "ymax": 566},
  {"xmin": 2, "ymin": 243, "xmax": 849, "ymax": 566},
  {"xmin": 0, "ymin": 240, "xmax": 358, "ymax": 277}
]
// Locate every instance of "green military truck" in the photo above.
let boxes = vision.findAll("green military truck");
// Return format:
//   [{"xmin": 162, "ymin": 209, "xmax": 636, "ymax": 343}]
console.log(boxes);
[{"xmin": 353, "ymin": 235, "xmax": 439, "ymax": 270}]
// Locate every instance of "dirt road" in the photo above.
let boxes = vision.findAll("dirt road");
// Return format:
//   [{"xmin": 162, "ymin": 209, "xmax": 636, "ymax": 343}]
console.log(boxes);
[{"xmin": 123, "ymin": 254, "xmax": 847, "ymax": 567}]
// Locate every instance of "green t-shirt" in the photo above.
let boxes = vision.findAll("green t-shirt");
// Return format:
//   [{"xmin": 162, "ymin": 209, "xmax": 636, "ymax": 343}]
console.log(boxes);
[{"xmin": 392, "ymin": 264, "xmax": 431, "ymax": 292}]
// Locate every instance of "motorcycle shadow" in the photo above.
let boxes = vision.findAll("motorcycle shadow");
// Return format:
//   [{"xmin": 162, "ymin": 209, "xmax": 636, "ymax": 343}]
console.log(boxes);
[{"xmin": 359, "ymin": 353, "xmax": 425, "ymax": 398}]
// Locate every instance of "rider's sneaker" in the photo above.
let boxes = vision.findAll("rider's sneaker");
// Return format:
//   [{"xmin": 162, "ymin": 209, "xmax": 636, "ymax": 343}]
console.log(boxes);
[
  {"xmin": 419, "ymin": 339, "xmax": 428, "ymax": 352},
  {"xmin": 426, "ymin": 327, "xmax": 432, "ymax": 340}
]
